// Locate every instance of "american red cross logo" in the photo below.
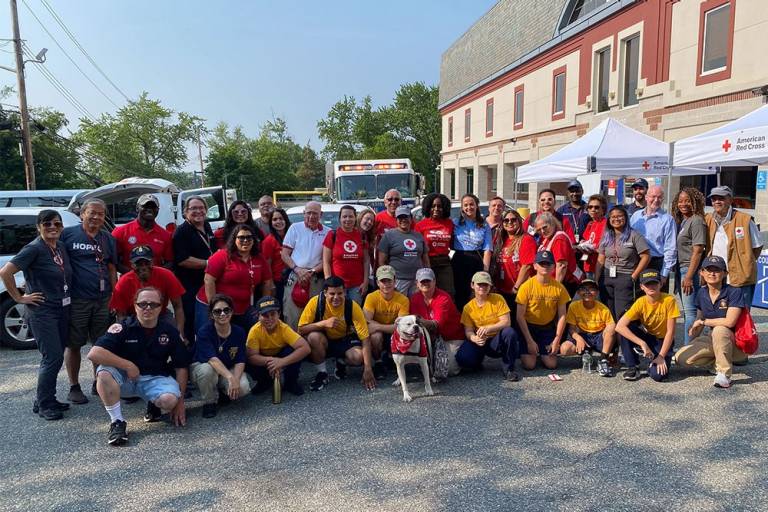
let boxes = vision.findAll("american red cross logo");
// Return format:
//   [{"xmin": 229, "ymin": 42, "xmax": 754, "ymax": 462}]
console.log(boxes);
[
  {"xmin": 722, "ymin": 139, "xmax": 732, "ymax": 152},
  {"xmin": 642, "ymin": 160, "xmax": 650, "ymax": 170},
  {"xmin": 403, "ymin": 239, "xmax": 416, "ymax": 250},
  {"xmin": 343, "ymin": 240, "xmax": 358, "ymax": 253}
]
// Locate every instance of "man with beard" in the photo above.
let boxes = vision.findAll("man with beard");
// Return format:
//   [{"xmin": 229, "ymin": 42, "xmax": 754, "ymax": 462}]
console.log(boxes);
[{"xmin": 625, "ymin": 178, "xmax": 648, "ymax": 217}]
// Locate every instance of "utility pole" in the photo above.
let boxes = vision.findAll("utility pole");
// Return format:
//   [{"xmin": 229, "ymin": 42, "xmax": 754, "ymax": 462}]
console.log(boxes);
[
  {"xmin": 196, "ymin": 125, "xmax": 205, "ymax": 187},
  {"xmin": 10, "ymin": 0, "xmax": 36, "ymax": 190}
]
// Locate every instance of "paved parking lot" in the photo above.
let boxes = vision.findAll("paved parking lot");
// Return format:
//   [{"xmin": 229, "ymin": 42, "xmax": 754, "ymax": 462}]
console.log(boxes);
[{"xmin": 2, "ymin": 315, "xmax": 768, "ymax": 512}]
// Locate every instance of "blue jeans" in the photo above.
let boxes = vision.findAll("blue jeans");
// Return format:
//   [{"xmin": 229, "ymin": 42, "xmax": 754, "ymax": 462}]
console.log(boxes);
[
  {"xmin": 28, "ymin": 303, "xmax": 70, "ymax": 408},
  {"xmin": 456, "ymin": 327, "xmax": 518, "ymax": 372},
  {"xmin": 675, "ymin": 265, "xmax": 700, "ymax": 345},
  {"xmin": 620, "ymin": 324, "xmax": 673, "ymax": 382}
]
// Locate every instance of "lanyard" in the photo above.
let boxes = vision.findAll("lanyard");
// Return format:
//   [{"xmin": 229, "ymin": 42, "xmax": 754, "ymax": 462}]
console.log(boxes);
[
  {"xmin": 47, "ymin": 243, "xmax": 68, "ymax": 292},
  {"xmin": 196, "ymin": 227, "xmax": 212, "ymax": 255}
]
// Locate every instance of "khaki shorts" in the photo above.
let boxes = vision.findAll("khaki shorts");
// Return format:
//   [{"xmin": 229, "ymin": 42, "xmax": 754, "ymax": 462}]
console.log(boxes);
[{"xmin": 68, "ymin": 297, "xmax": 111, "ymax": 349}]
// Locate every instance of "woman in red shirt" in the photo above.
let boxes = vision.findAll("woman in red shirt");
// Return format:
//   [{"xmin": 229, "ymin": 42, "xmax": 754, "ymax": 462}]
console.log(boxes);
[
  {"xmin": 535, "ymin": 211, "xmax": 582, "ymax": 297},
  {"xmin": 323, "ymin": 205, "xmax": 369, "ymax": 304},
  {"xmin": 577, "ymin": 195, "xmax": 608, "ymax": 279},
  {"xmin": 414, "ymin": 193, "xmax": 455, "ymax": 297},
  {"xmin": 358, "ymin": 208, "xmax": 376, "ymax": 275},
  {"xmin": 213, "ymin": 201, "xmax": 262, "ymax": 250},
  {"xmin": 491, "ymin": 209, "xmax": 537, "ymax": 312},
  {"xmin": 522, "ymin": 188, "xmax": 575, "ymax": 243},
  {"xmin": 196, "ymin": 224, "xmax": 273, "ymax": 333},
  {"xmin": 261, "ymin": 208, "xmax": 291, "ymax": 313}
]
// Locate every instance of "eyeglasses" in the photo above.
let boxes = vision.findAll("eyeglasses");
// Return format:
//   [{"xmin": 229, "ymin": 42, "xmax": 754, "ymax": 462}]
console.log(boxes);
[
  {"xmin": 41, "ymin": 220, "xmax": 63, "ymax": 228},
  {"xmin": 135, "ymin": 301, "xmax": 162, "ymax": 310},
  {"xmin": 587, "ymin": 205, "xmax": 602, "ymax": 210},
  {"xmin": 212, "ymin": 307, "xmax": 232, "ymax": 316},
  {"xmin": 236, "ymin": 235, "xmax": 254, "ymax": 242},
  {"xmin": 187, "ymin": 206, "xmax": 206, "ymax": 211},
  {"xmin": 609, "ymin": 216, "xmax": 625, "ymax": 221},
  {"xmin": 232, "ymin": 209, "xmax": 249, "ymax": 215},
  {"xmin": 503, "ymin": 218, "xmax": 519, "ymax": 224},
  {"xmin": 385, "ymin": 197, "xmax": 401, "ymax": 202}
]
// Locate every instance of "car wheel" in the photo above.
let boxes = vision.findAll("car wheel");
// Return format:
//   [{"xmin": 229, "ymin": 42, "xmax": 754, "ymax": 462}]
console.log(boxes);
[{"xmin": 0, "ymin": 296, "xmax": 36, "ymax": 350}]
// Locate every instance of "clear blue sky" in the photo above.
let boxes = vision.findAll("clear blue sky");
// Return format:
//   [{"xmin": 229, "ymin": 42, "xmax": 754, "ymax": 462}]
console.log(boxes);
[{"xmin": 2, "ymin": 0, "xmax": 496, "ymax": 170}]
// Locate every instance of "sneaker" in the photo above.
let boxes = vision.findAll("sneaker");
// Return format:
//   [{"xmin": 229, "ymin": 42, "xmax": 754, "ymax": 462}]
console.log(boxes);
[
  {"xmin": 67, "ymin": 385, "xmax": 89, "ymax": 405},
  {"xmin": 107, "ymin": 420, "xmax": 128, "ymax": 446},
  {"xmin": 143, "ymin": 401, "xmax": 162, "ymax": 422},
  {"xmin": 713, "ymin": 372, "xmax": 731, "ymax": 389},
  {"xmin": 217, "ymin": 390, "xmax": 231, "ymax": 406},
  {"xmin": 202, "ymin": 403, "xmax": 217, "ymax": 418},
  {"xmin": 623, "ymin": 367, "xmax": 641, "ymax": 381},
  {"xmin": 310, "ymin": 371, "xmax": 329, "ymax": 391},
  {"xmin": 284, "ymin": 381, "xmax": 305, "ymax": 396},
  {"xmin": 37, "ymin": 407, "xmax": 64, "ymax": 421},
  {"xmin": 373, "ymin": 361, "xmax": 387, "ymax": 380},
  {"xmin": 122, "ymin": 396, "xmax": 140, "ymax": 404},
  {"xmin": 334, "ymin": 360, "xmax": 347, "ymax": 380},
  {"xmin": 503, "ymin": 369, "xmax": 520, "ymax": 382},
  {"xmin": 91, "ymin": 381, "xmax": 98, "ymax": 396},
  {"xmin": 32, "ymin": 400, "xmax": 70, "ymax": 414},
  {"xmin": 597, "ymin": 359, "xmax": 614, "ymax": 377}
]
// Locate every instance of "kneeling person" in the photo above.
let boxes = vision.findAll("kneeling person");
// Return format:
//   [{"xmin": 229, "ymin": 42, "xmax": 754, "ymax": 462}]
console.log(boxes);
[
  {"xmin": 247, "ymin": 296, "xmax": 311, "ymax": 397},
  {"xmin": 363, "ymin": 265, "xmax": 410, "ymax": 379},
  {"xmin": 561, "ymin": 279, "xmax": 616, "ymax": 376},
  {"xmin": 191, "ymin": 294, "xmax": 250, "ymax": 419},
  {"xmin": 616, "ymin": 270, "xmax": 680, "ymax": 382},
  {"xmin": 88, "ymin": 287, "xmax": 190, "ymax": 446},
  {"xmin": 298, "ymin": 276, "xmax": 376, "ymax": 391}
]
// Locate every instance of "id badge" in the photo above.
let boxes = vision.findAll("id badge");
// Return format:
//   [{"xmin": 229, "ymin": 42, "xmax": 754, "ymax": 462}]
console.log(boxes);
[
  {"xmin": 575, "ymin": 234, "xmax": 580, "ymax": 243},
  {"xmin": 573, "ymin": 267, "xmax": 585, "ymax": 281},
  {"xmin": 62, "ymin": 296, "xmax": 71, "ymax": 306},
  {"xmin": 99, "ymin": 279, "xmax": 106, "ymax": 292},
  {"xmin": 580, "ymin": 253, "xmax": 589, "ymax": 262},
  {"xmin": 608, "ymin": 266, "xmax": 617, "ymax": 278},
  {"xmin": 527, "ymin": 225, "xmax": 536, "ymax": 236}
]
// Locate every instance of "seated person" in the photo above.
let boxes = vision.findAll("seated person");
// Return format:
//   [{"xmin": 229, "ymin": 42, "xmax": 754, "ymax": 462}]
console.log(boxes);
[
  {"xmin": 561, "ymin": 279, "xmax": 616, "ymax": 377},
  {"xmin": 190, "ymin": 294, "xmax": 250, "ymax": 419},
  {"xmin": 409, "ymin": 267, "xmax": 465, "ymax": 377},
  {"xmin": 363, "ymin": 265, "xmax": 410, "ymax": 379},
  {"xmin": 458, "ymin": 271, "xmax": 519, "ymax": 381},
  {"xmin": 110, "ymin": 245, "xmax": 186, "ymax": 341},
  {"xmin": 615, "ymin": 269, "xmax": 680, "ymax": 382},
  {"xmin": 88, "ymin": 287, "xmax": 190, "ymax": 446},
  {"xmin": 674, "ymin": 255, "xmax": 747, "ymax": 389},
  {"xmin": 246, "ymin": 296, "xmax": 311, "ymax": 397},
  {"xmin": 298, "ymin": 276, "xmax": 376, "ymax": 392},
  {"xmin": 515, "ymin": 250, "xmax": 570, "ymax": 371}
]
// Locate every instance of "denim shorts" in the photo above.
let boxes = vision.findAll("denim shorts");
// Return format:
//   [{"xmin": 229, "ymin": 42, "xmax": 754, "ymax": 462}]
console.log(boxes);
[{"xmin": 97, "ymin": 365, "xmax": 181, "ymax": 402}]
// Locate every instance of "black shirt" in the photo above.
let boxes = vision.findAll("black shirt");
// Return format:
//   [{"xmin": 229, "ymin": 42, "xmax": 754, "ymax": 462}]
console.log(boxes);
[
  {"xmin": 95, "ymin": 317, "xmax": 191, "ymax": 376},
  {"xmin": 172, "ymin": 220, "xmax": 214, "ymax": 294}
]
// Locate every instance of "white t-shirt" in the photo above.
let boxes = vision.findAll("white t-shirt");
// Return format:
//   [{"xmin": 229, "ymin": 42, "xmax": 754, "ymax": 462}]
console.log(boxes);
[{"xmin": 283, "ymin": 222, "xmax": 330, "ymax": 269}]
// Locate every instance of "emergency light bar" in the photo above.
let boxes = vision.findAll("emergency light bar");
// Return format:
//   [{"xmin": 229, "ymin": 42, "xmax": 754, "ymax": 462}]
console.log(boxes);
[
  {"xmin": 339, "ymin": 164, "xmax": 373, "ymax": 171},
  {"xmin": 372, "ymin": 163, "xmax": 407, "ymax": 170}
]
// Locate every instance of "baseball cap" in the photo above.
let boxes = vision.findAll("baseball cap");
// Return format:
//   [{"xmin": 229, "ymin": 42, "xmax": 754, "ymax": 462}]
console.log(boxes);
[
  {"xmin": 708, "ymin": 186, "xmax": 733, "ymax": 198},
  {"xmin": 137, "ymin": 193, "xmax": 160, "ymax": 208},
  {"xmin": 471, "ymin": 271, "xmax": 493, "ymax": 285},
  {"xmin": 415, "ymin": 268, "xmax": 435, "ymax": 282},
  {"xmin": 376, "ymin": 265, "xmax": 396, "ymax": 280},
  {"xmin": 395, "ymin": 205, "xmax": 412, "ymax": 218},
  {"xmin": 702, "ymin": 255, "xmax": 727, "ymax": 271},
  {"xmin": 535, "ymin": 250, "xmax": 555, "ymax": 265},
  {"xmin": 578, "ymin": 279, "xmax": 599, "ymax": 291},
  {"xmin": 256, "ymin": 296, "xmax": 281, "ymax": 315},
  {"xmin": 567, "ymin": 179, "xmax": 583, "ymax": 191},
  {"xmin": 129, "ymin": 245, "xmax": 153, "ymax": 263},
  {"xmin": 631, "ymin": 178, "xmax": 649, "ymax": 189},
  {"xmin": 639, "ymin": 269, "xmax": 661, "ymax": 285}
]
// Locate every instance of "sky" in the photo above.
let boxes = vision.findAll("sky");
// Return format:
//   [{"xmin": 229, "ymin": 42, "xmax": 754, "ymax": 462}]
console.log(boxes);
[{"xmin": 1, "ymin": 0, "xmax": 497, "ymax": 172}]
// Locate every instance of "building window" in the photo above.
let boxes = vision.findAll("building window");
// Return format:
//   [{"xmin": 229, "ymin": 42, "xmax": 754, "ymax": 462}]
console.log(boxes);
[
  {"xmin": 702, "ymin": 3, "xmax": 730, "ymax": 74},
  {"xmin": 447, "ymin": 116, "xmax": 453, "ymax": 147},
  {"xmin": 464, "ymin": 108, "xmax": 471, "ymax": 142},
  {"xmin": 466, "ymin": 168, "xmax": 474, "ymax": 195},
  {"xmin": 552, "ymin": 67, "xmax": 566, "ymax": 120},
  {"xmin": 485, "ymin": 98, "xmax": 494, "ymax": 137},
  {"xmin": 513, "ymin": 85, "xmax": 524, "ymax": 129},
  {"xmin": 595, "ymin": 47, "xmax": 611, "ymax": 113},
  {"xmin": 564, "ymin": 0, "xmax": 613, "ymax": 27},
  {"xmin": 622, "ymin": 35, "xmax": 640, "ymax": 107}
]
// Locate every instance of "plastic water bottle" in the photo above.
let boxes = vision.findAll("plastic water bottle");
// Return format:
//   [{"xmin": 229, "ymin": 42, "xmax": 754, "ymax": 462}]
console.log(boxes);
[{"xmin": 581, "ymin": 352, "xmax": 593, "ymax": 374}]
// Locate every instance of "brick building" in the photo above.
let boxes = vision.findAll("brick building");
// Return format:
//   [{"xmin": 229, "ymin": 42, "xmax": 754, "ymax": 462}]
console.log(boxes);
[{"xmin": 439, "ymin": 0, "xmax": 768, "ymax": 225}]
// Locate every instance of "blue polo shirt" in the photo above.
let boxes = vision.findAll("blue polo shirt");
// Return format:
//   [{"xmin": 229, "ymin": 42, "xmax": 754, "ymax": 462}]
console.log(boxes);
[
  {"xmin": 453, "ymin": 218, "xmax": 492, "ymax": 251},
  {"xmin": 695, "ymin": 284, "xmax": 744, "ymax": 319},
  {"xmin": 61, "ymin": 225, "xmax": 116, "ymax": 300},
  {"xmin": 193, "ymin": 323, "xmax": 247, "ymax": 368}
]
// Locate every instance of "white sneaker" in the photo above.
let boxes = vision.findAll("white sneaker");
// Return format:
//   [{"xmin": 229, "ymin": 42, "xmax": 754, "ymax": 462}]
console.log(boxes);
[{"xmin": 713, "ymin": 372, "xmax": 731, "ymax": 389}]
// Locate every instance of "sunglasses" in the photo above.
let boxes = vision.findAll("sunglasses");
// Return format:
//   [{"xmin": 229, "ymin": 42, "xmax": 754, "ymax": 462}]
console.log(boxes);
[
  {"xmin": 135, "ymin": 301, "xmax": 161, "ymax": 310},
  {"xmin": 503, "ymin": 218, "xmax": 519, "ymax": 224},
  {"xmin": 212, "ymin": 307, "xmax": 232, "ymax": 316},
  {"xmin": 236, "ymin": 235, "xmax": 254, "ymax": 242},
  {"xmin": 41, "ymin": 220, "xmax": 63, "ymax": 228},
  {"xmin": 385, "ymin": 197, "xmax": 401, "ymax": 202},
  {"xmin": 587, "ymin": 205, "xmax": 602, "ymax": 210}
]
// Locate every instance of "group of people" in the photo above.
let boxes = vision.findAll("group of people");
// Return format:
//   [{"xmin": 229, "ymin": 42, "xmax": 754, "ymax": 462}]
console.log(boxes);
[{"xmin": 0, "ymin": 180, "xmax": 760, "ymax": 446}]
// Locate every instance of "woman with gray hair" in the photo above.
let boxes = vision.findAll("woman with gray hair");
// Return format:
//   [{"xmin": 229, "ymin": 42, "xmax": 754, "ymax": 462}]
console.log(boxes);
[{"xmin": 534, "ymin": 211, "xmax": 582, "ymax": 297}]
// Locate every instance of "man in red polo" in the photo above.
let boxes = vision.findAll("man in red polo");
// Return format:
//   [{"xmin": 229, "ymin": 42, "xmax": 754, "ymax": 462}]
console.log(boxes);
[
  {"xmin": 112, "ymin": 194, "xmax": 173, "ymax": 273},
  {"xmin": 375, "ymin": 189, "xmax": 401, "ymax": 239}
]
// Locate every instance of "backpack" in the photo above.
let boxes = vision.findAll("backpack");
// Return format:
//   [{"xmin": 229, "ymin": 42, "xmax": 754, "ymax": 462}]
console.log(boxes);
[{"xmin": 313, "ymin": 291, "xmax": 354, "ymax": 336}]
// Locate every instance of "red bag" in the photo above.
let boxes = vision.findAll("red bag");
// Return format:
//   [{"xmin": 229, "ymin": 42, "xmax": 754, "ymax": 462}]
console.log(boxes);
[{"xmin": 734, "ymin": 308, "xmax": 759, "ymax": 355}]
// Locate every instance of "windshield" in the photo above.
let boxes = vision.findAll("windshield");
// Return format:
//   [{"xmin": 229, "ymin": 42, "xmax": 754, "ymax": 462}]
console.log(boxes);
[
  {"xmin": 337, "ymin": 176, "xmax": 377, "ymax": 201},
  {"xmin": 377, "ymin": 173, "xmax": 413, "ymax": 198}
]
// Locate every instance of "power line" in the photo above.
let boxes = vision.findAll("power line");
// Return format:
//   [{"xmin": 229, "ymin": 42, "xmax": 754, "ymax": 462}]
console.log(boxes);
[
  {"xmin": 20, "ymin": 0, "xmax": 119, "ymax": 108},
  {"xmin": 39, "ymin": 0, "xmax": 130, "ymax": 102}
]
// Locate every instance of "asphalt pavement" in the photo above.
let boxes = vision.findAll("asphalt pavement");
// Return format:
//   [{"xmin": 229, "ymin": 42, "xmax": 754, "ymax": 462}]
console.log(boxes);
[{"xmin": 2, "ymin": 313, "xmax": 768, "ymax": 512}]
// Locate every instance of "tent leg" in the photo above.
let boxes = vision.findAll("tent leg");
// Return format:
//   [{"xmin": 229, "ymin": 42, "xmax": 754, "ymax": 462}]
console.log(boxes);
[{"xmin": 666, "ymin": 142, "xmax": 674, "ymax": 209}]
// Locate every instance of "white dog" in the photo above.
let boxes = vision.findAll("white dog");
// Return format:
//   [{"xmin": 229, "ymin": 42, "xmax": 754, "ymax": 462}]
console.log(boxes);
[{"xmin": 391, "ymin": 315, "xmax": 434, "ymax": 402}]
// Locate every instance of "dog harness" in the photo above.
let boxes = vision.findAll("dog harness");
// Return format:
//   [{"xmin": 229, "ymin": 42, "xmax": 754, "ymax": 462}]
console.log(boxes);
[{"xmin": 391, "ymin": 330, "xmax": 428, "ymax": 357}]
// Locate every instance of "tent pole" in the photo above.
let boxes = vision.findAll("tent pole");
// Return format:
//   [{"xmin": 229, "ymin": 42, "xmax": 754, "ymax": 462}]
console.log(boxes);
[
  {"xmin": 666, "ymin": 141, "xmax": 674, "ymax": 209},
  {"xmin": 513, "ymin": 163, "xmax": 518, "ymax": 207}
]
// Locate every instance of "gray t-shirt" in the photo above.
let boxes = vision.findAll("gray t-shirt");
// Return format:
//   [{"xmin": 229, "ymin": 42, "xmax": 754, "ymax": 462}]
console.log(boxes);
[
  {"xmin": 676, "ymin": 215, "xmax": 707, "ymax": 268},
  {"xmin": 378, "ymin": 229, "xmax": 427, "ymax": 280},
  {"xmin": 598, "ymin": 230, "xmax": 650, "ymax": 274}
]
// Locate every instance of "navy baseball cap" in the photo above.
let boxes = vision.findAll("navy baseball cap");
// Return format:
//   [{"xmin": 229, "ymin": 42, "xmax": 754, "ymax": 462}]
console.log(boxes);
[
  {"xmin": 639, "ymin": 269, "xmax": 661, "ymax": 285},
  {"xmin": 567, "ymin": 179, "xmax": 583, "ymax": 191},
  {"xmin": 702, "ymin": 255, "xmax": 727, "ymax": 271},
  {"xmin": 129, "ymin": 245, "xmax": 153, "ymax": 263},
  {"xmin": 535, "ymin": 251, "xmax": 555, "ymax": 265},
  {"xmin": 257, "ymin": 296, "xmax": 281, "ymax": 315},
  {"xmin": 631, "ymin": 178, "xmax": 649, "ymax": 189}
]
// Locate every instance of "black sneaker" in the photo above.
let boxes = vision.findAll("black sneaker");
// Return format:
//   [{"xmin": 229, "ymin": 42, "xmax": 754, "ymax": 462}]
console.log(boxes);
[
  {"xmin": 38, "ymin": 407, "xmax": 64, "ymax": 421},
  {"xmin": 107, "ymin": 420, "xmax": 128, "ymax": 446},
  {"xmin": 91, "ymin": 381, "xmax": 98, "ymax": 396},
  {"xmin": 217, "ymin": 390, "xmax": 231, "ymax": 406},
  {"xmin": 623, "ymin": 366, "xmax": 641, "ymax": 381},
  {"xmin": 67, "ymin": 384, "xmax": 89, "ymax": 404},
  {"xmin": 373, "ymin": 361, "xmax": 387, "ymax": 380},
  {"xmin": 334, "ymin": 360, "xmax": 347, "ymax": 380},
  {"xmin": 202, "ymin": 403, "xmax": 217, "ymax": 418},
  {"xmin": 143, "ymin": 401, "xmax": 162, "ymax": 422},
  {"xmin": 597, "ymin": 359, "xmax": 615, "ymax": 377},
  {"xmin": 310, "ymin": 371, "xmax": 329, "ymax": 391},
  {"xmin": 284, "ymin": 381, "xmax": 304, "ymax": 396},
  {"xmin": 32, "ymin": 400, "xmax": 70, "ymax": 414},
  {"xmin": 503, "ymin": 369, "xmax": 521, "ymax": 382}
]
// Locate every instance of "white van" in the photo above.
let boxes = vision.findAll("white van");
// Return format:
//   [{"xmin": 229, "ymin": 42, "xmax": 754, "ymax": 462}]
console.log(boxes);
[{"xmin": 0, "ymin": 189, "xmax": 89, "ymax": 208}]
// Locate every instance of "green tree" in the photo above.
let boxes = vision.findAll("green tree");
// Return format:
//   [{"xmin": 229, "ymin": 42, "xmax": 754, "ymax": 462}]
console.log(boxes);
[{"xmin": 295, "ymin": 143, "xmax": 326, "ymax": 189}]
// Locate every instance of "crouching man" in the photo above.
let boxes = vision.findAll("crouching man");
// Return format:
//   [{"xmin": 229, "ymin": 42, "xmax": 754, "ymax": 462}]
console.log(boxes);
[{"xmin": 88, "ymin": 287, "xmax": 190, "ymax": 446}]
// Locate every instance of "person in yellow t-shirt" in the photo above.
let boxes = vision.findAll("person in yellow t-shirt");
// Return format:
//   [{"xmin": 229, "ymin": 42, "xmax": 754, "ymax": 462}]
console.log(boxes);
[
  {"xmin": 561, "ymin": 279, "xmax": 616, "ymax": 377},
  {"xmin": 616, "ymin": 269, "xmax": 680, "ymax": 382},
  {"xmin": 246, "ymin": 296, "xmax": 311, "ymax": 397},
  {"xmin": 458, "ymin": 271, "xmax": 519, "ymax": 381},
  {"xmin": 298, "ymin": 276, "xmax": 375, "ymax": 391},
  {"xmin": 515, "ymin": 250, "xmax": 570, "ymax": 371},
  {"xmin": 363, "ymin": 265, "xmax": 409, "ymax": 381}
]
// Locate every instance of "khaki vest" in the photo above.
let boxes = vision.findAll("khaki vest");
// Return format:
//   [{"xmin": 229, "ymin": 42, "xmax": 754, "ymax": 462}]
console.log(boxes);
[{"xmin": 705, "ymin": 210, "xmax": 757, "ymax": 287}]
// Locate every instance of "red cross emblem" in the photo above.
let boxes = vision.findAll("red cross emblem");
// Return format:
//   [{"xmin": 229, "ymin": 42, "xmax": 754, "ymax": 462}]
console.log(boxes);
[
  {"xmin": 343, "ymin": 240, "xmax": 357, "ymax": 253},
  {"xmin": 403, "ymin": 239, "xmax": 416, "ymax": 250},
  {"xmin": 722, "ymin": 139, "xmax": 732, "ymax": 152},
  {"xmin": 641, "ymin": 160, "xmax": 650, "ymax": 170}
]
